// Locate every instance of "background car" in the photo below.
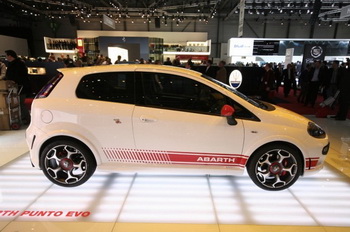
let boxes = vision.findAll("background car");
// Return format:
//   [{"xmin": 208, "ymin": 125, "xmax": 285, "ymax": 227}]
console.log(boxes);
[{"xmin": 26, "ymin": 64, "xmax": 329, "ymax": 191}]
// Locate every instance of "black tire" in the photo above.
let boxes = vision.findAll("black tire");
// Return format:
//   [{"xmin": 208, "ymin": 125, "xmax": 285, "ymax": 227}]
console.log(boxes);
[
  {"xmin": 247, "ymin": 144, "xmax": 302, "ymax": 191},
  {"xmin": 40, "ymin": 139, "xmax": 96, "ymax": 187}
]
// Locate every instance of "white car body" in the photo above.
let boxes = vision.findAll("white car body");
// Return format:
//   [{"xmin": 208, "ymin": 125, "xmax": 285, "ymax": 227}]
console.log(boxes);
[{"xmin": 26, "ymin": 64, "xmax": 329, "ymax": 190}]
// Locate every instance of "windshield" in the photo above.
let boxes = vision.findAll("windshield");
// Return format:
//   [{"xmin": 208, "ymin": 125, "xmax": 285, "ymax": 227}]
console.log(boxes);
[{"xmin": 201, "ymin": 74, "xmax": 268, "ymax": 110}]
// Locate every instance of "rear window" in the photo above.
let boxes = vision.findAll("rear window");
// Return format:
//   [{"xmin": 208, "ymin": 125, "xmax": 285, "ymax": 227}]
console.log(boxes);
[{"xmin": 76, "ymin": 72, "xmax": 134, "ymax": 104}]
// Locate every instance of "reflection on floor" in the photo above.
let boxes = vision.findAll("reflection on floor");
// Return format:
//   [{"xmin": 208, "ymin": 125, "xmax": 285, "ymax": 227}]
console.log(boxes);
[{"xmin": 0, "ymin": 116, "xmax": 350, "ymax": 232}]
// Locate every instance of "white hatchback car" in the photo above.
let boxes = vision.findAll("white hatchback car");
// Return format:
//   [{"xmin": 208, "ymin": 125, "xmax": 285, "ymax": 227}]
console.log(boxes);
[{"xmin": 26, "ymin": 64, "xmax": 329, "ymax": 191}]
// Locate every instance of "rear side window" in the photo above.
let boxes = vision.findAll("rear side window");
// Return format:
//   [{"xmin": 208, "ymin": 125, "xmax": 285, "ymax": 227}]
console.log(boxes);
[{"xmin": 76, "ymin": 72, "xmax": 134, "ymax": 104}]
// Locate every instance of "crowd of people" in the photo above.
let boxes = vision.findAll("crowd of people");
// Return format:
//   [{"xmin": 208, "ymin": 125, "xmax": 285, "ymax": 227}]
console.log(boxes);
[
  {"xmin": 1, "ymin": 50, "xmax": 349, "ymax": 123},
  {"xmin": 259, "ymin": 59, "xmax": 350, "ymax": 121}
]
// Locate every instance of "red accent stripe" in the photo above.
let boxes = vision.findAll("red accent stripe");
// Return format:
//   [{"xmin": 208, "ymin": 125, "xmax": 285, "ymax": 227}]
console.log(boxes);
[
  {"xmin": 102, "ymin": 148, "xmax": 248, "ymax": 167},
  {"xmin": 305, "ymin": 157, "xmax": 320, "ymax": 170}
]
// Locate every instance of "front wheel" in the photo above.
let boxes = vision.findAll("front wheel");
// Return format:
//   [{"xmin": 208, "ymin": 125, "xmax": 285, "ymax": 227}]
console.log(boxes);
[
  {"xmin": 40, "ymin": 140, "xmax": 96, "ymax": 187},
  {"xmin": 247, "ymin": 144, "xmax": 302, "ymax": 191}
]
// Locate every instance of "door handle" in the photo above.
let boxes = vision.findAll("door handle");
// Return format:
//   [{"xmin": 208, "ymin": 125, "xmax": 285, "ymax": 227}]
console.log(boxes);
[{"xmin": 140, "ymin": 115, "xmax": 157, "ymax": 123}]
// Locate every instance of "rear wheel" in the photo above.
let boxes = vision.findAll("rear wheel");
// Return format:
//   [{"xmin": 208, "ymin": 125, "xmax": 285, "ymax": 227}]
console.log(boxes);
[
  {"xmin": 40, "ymin": 140, "xmax": 96, "ymax": 187},
  {"xmin": 247, "ymin": 144, "xmax": 302, "ymax": 191}
]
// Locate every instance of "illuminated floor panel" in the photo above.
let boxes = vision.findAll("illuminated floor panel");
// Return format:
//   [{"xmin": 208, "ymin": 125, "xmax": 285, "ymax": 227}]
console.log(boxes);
[
  {"xmin": 0, "ymin": 116, "xmax": 349, "ymax": 231},
  {"xmin": 0, "ymin": 155, "xmax": 350, "ymax": 229}
]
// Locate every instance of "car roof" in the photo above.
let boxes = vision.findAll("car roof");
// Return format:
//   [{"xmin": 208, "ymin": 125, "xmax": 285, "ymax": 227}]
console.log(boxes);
[{"xmin": 57, "ymin": 64, "xmax": 202, "ymax": 78}]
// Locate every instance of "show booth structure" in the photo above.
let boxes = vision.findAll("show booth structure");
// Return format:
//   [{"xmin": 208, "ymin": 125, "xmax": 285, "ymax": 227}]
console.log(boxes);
[
  {"xmin": 76, "ymin": 30, "xmax": 211, "ymax": 64},
  {"xmin": 227, "ymin": 37, "xmax": 350, "ymax": 66}
]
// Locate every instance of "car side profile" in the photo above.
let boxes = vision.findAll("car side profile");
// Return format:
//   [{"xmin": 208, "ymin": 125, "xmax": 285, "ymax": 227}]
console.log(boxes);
[{"xmin": 26, "ymin": 64, "xmax": 329, "ymax": 191}]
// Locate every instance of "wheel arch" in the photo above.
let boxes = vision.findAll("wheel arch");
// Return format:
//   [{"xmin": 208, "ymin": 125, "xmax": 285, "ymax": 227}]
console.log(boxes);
[
  {"xmin": 38, "ymin": 135, "xmax": 99, "ymax": 170},
  {"xmin": 246, "ymin": 141, "xmax": 305, "ymax": 176}
]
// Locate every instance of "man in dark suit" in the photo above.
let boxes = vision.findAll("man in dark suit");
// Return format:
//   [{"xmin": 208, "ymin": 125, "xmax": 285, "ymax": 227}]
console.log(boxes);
[
  {"xmin": 260, "ymin": 63, "xmax": 276, "ymax": 103},
  {"xmin": 203, "ymin": 60, "xmax": 216, "ymax": 78},
  {"xmin": 324, "ymin": 60, "xmax": 341, "ymax": 100},
  {"xmin": 274, "ymin": 63, "xmax": 283, "ymax": 93},
  {"xmin": 4, "ymin": 50, "xmax": 31, "ymax": 124},
  {"xmin": 282, "ymin": 63, "xmax": 295, "ymax": 97},
  {"xmin": 304, "ymin": 60, "xmax": 325, "ymax": 108},
  {"xmin": 334, "ymin": 59, "xmax": 350, "ymax": 120}
]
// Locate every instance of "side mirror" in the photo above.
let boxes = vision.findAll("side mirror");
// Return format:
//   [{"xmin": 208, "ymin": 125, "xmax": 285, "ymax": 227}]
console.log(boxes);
[{"xmin": 221, "ymin": 105, "xmax": 237, "ymax": 125}]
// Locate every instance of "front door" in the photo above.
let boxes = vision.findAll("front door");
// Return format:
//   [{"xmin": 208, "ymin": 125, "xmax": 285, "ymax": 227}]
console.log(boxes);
[{"xmin": 132, "ymin": 71, "xmax": 246, "ymax": 168}]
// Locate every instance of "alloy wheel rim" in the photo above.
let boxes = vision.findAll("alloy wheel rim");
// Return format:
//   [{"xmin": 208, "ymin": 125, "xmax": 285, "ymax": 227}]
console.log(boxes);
[
  {"xmin": 255, "ymin": 149, "xmax": 298, "ymax": 189},
  {"xmin": 44, "ymin": 145, "xmax": 87, "ymax": 185}
]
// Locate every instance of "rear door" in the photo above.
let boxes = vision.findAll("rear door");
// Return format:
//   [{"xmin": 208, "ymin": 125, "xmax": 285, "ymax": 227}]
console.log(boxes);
[{"xmin": 75, "ymin": 72, "xmax": 136, "ymax": 163}]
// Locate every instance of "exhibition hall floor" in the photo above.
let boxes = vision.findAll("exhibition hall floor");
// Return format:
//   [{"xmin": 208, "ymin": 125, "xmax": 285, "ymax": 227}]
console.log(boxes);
[{"xmin": 1, "ymin": 116, "xmax": 350, "ymax": 232}]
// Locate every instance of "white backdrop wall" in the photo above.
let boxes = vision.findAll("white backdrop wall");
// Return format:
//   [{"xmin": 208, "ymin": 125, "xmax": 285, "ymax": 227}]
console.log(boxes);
[{"xmin": 0, "ymin": 35, "xmax": 28, "ymax": 57}]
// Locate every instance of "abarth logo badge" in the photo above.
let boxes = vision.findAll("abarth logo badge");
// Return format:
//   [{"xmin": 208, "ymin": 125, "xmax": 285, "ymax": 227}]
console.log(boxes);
[{"xmin": 197, "ymin": 157, "xmax": 236, "ymax": 163}]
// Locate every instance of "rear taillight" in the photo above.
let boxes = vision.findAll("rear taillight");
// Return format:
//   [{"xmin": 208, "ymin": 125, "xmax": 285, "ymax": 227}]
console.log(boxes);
[{"xmin": 36, "ymin": 72, "xmax": 63, "ymax": 99}]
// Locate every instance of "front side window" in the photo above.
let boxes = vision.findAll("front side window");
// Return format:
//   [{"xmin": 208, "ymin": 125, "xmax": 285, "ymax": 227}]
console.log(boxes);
[
  {"xmin": 76, "ymin": 72, "xmax": 134, "ymax": 104},
  {"xmin": 137, "ymin": 72, "xmax": 253, "ymax": 117}
]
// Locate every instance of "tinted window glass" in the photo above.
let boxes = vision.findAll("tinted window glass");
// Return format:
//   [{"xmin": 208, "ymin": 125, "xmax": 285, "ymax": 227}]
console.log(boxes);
[
  {"xmin": 76, "ymin": 72, "xmax": 134, "ymax": 104},
  {"xmin": 137, "ymin": 72, "xmax": 256, "ymax": 119},
  {"xmin": 139, "ymin": 72, "xmax": 227, "ymax": 115}
]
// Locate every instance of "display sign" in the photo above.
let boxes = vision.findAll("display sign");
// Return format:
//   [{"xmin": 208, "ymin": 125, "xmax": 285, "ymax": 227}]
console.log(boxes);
[
  {"xmin": 163, "ymin": 40, "xmax": 211, "ymax": 55},
  {"xmin": 302, "ymin": 44, "xmax": 326, "ymax": 68},
  {"xmin": 228, "ymin": 38, "xmax": 254, "ymax": 56},
  {"xmin": 76, "ymin": 38, "xmax": 84, "ymax": 54},
  {"xmin": 44, "ymin": 37, "xmax": 77, "ymax": 53},
  {"xmin": 253, "ymin": 40, "xmax": 280, "ymax": 55}
]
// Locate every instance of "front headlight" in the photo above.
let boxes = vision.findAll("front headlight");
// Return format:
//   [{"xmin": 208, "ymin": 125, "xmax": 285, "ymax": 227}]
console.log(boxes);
[{"xmin": 307, "ymin": 122, "xmax": 326, "ymax": 138}]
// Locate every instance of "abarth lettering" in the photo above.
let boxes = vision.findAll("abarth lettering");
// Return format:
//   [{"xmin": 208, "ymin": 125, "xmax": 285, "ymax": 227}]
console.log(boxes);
[{"xmin": 197, "ymin": 157, "xmax": 236, "ymax": 163}]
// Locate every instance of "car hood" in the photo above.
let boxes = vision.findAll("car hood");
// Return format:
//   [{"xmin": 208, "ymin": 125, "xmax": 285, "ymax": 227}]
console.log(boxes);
[{"xmin": 254, "ymin": 104, "xmax": 311, "ymax": 128}]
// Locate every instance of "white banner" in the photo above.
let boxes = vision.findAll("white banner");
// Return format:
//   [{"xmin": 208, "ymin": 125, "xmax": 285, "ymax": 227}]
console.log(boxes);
[
  {"xmin": 238, "ymin": 0, "xmax": 245, "ymax": 37},
  {"xmin": 103, "ymin": 14, "xmax": 116, "ymax": 29},
  {"xmin": 284, "ymin": 48, "xmax": 294, "ymax": 65}
]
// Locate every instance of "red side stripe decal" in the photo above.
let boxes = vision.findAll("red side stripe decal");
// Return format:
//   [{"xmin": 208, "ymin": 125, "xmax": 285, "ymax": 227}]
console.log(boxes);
[
  {"xmin": 102, "ymin": 148, "xmax": 248, "ymax": 167},
  {"xmin": 305, "ymin": 157, "xmax": 320, "ymax": 170}
]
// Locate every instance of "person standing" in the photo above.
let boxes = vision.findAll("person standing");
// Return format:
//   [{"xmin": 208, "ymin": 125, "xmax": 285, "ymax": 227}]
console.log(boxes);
[
  {"xmin": 187, "ymin": 58, "xmax": 194, "ymax": 68},
  {"xmin": 260, "ymin": 63, "xmax": 276, "ymax": 103},
  {"xmin": 297, "ymin": 64, "xmax": 311, "ymax": 103},
  {"xmin": 334, "ymin": 59, "xmax": 350, "ymax": 121},
  {"xmin": 304, "ymin": 60, "xmax": 325, "ymax": 108},
  {"xmin": 114, "ymin": 55, "xmax": 122, "ymax": 64},
  {"xmin": 172, "ymin": 57, "xmax": 181, "ymax": 66},
  {"xmin": 163, "ymin": 57, "xmax": 172, "ymax": 65},
  {"xmin": 282, "ymin": 63, "xmax": 295, "ymax": 97},
  {"xmin": 203, "ymin": 60, "xmax": 216, "ymax": 78},
  {"xmin": 4, "ymin": 50, "xmax": 31, "ymax": 124},
  {"xmin": 325, "ymin": 60, "xmax": 341, "ymax": 99},
  {"xmin": 274, "ymin": 63, "xmax": 283, "ymax": 93},
  {"xmin": 215, "ymin": 60, "xmax": 227, "ymax": 83}
]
